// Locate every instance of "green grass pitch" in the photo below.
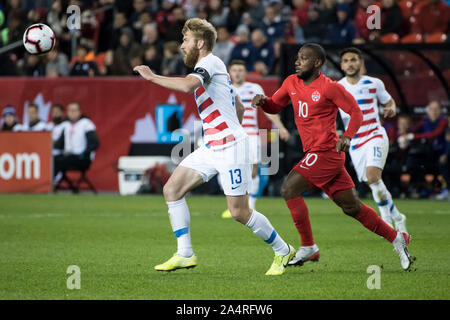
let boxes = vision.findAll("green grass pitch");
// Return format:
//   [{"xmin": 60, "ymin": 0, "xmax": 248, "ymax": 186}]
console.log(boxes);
[{"xmin": 0, "ymin": 194, "xmax": 449, "ymax": 300}]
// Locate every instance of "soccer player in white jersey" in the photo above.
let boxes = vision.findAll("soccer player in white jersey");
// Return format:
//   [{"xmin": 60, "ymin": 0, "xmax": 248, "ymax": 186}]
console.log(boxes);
[
  {"xmin": 338, "ymin": 47, "xmax": 407, "ymax": 232},
  {"xmin": 133, "ymin": 18, "xmax": 295, "ymax": 275},
  {"xmin": 221, "ymin": 59, "xmax": 290, "ymax": 217}
]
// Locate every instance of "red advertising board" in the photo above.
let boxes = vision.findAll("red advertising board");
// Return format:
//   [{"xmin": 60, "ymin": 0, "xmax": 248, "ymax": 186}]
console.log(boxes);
[
  {"xmin": 0, "ymin": 132, "xmax": 52, "ymax": 193},
  {"xmin": 0, "ymin": 77, "xmax": 280, "ymax": 192}
]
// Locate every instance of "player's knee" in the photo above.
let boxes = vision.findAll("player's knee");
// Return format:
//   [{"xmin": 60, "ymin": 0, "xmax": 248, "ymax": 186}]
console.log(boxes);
[
  {"xmin": 229, "ymin": 207, "xmax": 251, "ymax": 224},
  {"xmin": 340, "ymin": 201, "xmax": 361, "ymax": 217},
  {"xmin": 163, "ymin": 183, "xmax": 182, "ymax": 202},
  {"xmin": 280, "ymin": 182, "xmax": 293, "ymax": 200}
]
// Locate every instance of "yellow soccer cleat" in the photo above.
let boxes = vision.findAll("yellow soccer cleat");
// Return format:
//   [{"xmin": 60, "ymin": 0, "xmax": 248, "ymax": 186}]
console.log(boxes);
[
  {"xmin": 154, "ymin": 253, "xmax": 198, "ymax": 272},
  {"xmin": 265, "ymin": 244, "xmax": 296, "ymax": 276},
  {"xmin": 221, "ymin": 209, "xmax": 232, "ymax": 219}
]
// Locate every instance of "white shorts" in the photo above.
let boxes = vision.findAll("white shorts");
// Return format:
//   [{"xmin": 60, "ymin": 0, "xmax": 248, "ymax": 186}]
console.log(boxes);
[
  {"xmin": 349, "ymin": 129, "xmax": 389, "ymax": 182},
  {"xmin": 179, "ymin": 137, "xmax": 252, "ymax": 196},
  {"xmin": 248, "ymin": 134, "xmax": 261, "ymax": 165}
]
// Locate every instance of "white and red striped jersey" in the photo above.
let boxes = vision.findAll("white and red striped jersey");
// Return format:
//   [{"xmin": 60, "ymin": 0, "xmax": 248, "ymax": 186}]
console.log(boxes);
[
  {"xmin": 235, "ymin": 82, "xmax": 265, "ymax": 136},
  {"xmin": 338, "ymin": 75, "xmax": 392, "ymax": 150},
  {"xmin": 189, "ymin": 53, "xmax": 247, "ymax": 149}
]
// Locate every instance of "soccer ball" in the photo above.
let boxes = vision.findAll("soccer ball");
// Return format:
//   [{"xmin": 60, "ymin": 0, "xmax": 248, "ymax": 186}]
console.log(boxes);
[{"xmin": 23, "ymin": 23, "xmax": 55, "ymax": 55}]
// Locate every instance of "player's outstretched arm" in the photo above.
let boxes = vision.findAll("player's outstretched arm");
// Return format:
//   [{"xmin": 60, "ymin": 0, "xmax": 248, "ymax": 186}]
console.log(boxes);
[
  {"xmin": 252, "ymin": 94, "xmax": 286, "ymax": 114},
  {"xmin": 133, "ymin": 65, "xmax": 201, "ymax": 94}
]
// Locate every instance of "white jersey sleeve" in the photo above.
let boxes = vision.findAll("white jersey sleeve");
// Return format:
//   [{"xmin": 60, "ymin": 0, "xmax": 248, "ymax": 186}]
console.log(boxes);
[{"xmin": 375, "ymin": 78, "xmax": 392, "ymax": 105}]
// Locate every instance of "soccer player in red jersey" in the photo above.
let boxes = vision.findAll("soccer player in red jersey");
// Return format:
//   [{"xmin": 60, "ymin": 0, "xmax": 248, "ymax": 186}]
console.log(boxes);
[{"xmin": 252, "ymin": 43, "xmax": 414, "ymax": 271}]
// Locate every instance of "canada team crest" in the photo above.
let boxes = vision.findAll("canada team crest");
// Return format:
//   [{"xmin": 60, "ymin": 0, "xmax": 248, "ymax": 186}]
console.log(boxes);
[{"xmin": 311, "ymin": 91, "xmax": 321, "ymax": 102}]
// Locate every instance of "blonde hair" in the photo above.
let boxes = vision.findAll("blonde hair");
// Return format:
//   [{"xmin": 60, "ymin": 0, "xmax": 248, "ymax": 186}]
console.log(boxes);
[{"xmin": 182, "ymin": 18, "xmax": 217, "ymax": 51}]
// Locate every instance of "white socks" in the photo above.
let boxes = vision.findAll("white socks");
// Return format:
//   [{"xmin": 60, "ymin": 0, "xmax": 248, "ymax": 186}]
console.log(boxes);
[
  {"xmin": 245, "ymin": 210, "xmax": 289, "ymax": 255},
  {"xmin": 167, "ymin": 198, "xmax": 194, "ymax": 258},
  {"xmin": 167, "ymin": 199, "xmax": 289, "ymax": 257},
  {"xmin": 369, "ymin": 179, "xmax": 402, "ymax": 226},
  {"xmin": 249, "ymin": 174, "xmax": 260, "ymax": 210}
]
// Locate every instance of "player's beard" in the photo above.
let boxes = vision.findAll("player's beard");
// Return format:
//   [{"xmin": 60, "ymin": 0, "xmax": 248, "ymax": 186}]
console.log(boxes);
[
  {"xmin": 184, "ymin": 47, "xmax": 200, "ymax": 68},
  {"xmin": 297, "ymin": 68, "xmax": 314, "ymax": 80},
  {"xmin": 346, "ymin": 67, "xmax": 360, "ymax": 78}
]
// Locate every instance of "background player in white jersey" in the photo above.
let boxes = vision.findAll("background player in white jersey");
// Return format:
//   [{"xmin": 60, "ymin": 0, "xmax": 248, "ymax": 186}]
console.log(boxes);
[
  {"xmin": 133, "ymin": 18, "xmax": 295, "ymax": 275},
  {"xmin": 221, "ymin": 60, "xmax": 290, "ymax": 218},
  {"xmin": 338, "ymin": 47, "xmax": 407, "ymax": 232}
]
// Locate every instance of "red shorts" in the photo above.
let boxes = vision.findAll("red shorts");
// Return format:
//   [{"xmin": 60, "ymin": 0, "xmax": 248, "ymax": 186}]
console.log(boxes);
[{"xmin": 293, "ymin": 150, "xmax": 355, "ymax": 200}]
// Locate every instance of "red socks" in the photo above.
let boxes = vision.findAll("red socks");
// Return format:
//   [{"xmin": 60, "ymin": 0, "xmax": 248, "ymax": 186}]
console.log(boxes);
[
  {"xmin": 286, "ymin": 198, "xmax": 397, "ymax": 245},
  {"xmin": 286, "ymin": 197, "xmax": 315, "ymax": 246},
  {"xmin": 355, "ymin": 203, "xmax": 397, "ymax": 243}
]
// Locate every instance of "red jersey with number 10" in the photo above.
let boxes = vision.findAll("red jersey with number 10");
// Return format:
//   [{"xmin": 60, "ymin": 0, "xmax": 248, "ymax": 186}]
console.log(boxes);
[{"xmin": 271, "ymin": 73, "xmax": 362, "ymax": 153}]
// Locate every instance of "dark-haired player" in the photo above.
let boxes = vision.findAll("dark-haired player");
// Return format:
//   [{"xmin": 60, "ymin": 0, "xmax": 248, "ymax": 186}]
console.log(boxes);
[
  {"xmin": 252, "ymin": 43, "xmax": 414, "ymax": 271},
  {"xmin": 338, "ymin": 47, "xmax": 407, "ymax": 232}
]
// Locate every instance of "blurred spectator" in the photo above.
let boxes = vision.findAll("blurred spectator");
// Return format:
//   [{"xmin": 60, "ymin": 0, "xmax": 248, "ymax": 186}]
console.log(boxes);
[
  {"xmin": 99, "ymin": 49, "xmax": 114, "ymax": 76},
  {"xmin": 226, "ymin": 0, "xmax": 246, "ymax": 33},
  {"xmin": 161, "ymin": 41, "xmax": 185, "ymax": 76},
  {"xmin": 353, "ymin": 0, "xmax": 374, "ymax": 41},
  {"xmin": 53, "ymin": 101, "xmax": 99, "ymax": 179},
  {"xmin": 141, "ymin": 23, "xmax": 163, "ymax": 54},
  {"xmin": 133, "ymin": 10, "xmax": 154, "ymax": 42},
  {"xmin": 207, "ymin": 0, "xmax": 230, "ymax": 27},
  {"xmin": 70, "ymin": 45, "xmax": 99, "ymax": 76},
  {"xmin": 46, "ymin": 103, "xmax": 67, "ymax": 142},
  {"xmin": 14, "ymin": 103, "xmax": 47, "ymax": 131},
  {"xmin": 292, "ymin": 0, "xmax": 312, "ymax": 27},
  {"xmin": 412, "ymin": 0, "xmax": 450, "ymax": 36},
  {"xmin": 250, "ymin": 28, "xmax": 274, "ymax": 72},
  {"xmin": 269, "ymin": 38, "xmax": 284, "ymax": 75},
  {"xmin": 155, "ymin": 0, "xmax": 177, "ymax": 40},
  {"xmin": 110, "ymin": 11, "xmax": 129, "ymax": 50},
  {"xmin": 302, "ymin": 3, "xmax": 325, "ymax": 42},
  {"xmin": 111, "ymin": 27, "xmax": 141, "ymax": 76},
  {"xmin": 318, "ymin": 0, "xmax": 338, "ymax": 37},
  {"xmin": 367, "ymin": 0, "xmax": 403, "ymax": 41},
  {"xmin": 212, "ymin": 25, "xmax": 235, "ymax": 65},
  {"xmin": 243, "ymin": 0, "xmax": 265, "ymax": 30},
  {"xmin": 165, "ymin": 6, "xmax": 187, "ymax": 43},
  {"xmin": 45, "ymin": 47, "xmax": 70, "ymax": 77},
  {"xmin": 143, "ymin": 44, "xmax": 162, "ymax": 74},
  {"xmin": 261, "ymin": 3, "xmax": 286, "ymax": 44},
  {"xmin": 2, "ymin": 9, "xmax": 26, "ymax": 52},
  {"xmin": 20, "ymin": 54, "xmax": 46, "ymax": 76},
  {"xmin": 436, "ymin": 116, "xmax": 450, "ymax": 200},
  {"xmin": 399, "ymin": 101, "xmax": 449, "ymax": 197},
  {"xmin": 385, "ymin": 114, "xmax": 413, "ymax": 197},
  {"xmin": 229, "ymin": 24, "xmax": 255, "ymax": 71},
  {"xmin": 380, "ymin": 0, "xmax": 403, "ymax": 35},
  {"xmin": 1, "ymin": 105, "xmax": 18, "ymax": 131},
  {"xmin": 130, "ymin": 0, "xmax": 153, "ymax": 26},
  {"xmin": 47, "ymin": 0, "xmax": 72, "ymax": 57},
  {"xmin": 327, "ymin": 2, "xmax": 356, "ymax": 44}
]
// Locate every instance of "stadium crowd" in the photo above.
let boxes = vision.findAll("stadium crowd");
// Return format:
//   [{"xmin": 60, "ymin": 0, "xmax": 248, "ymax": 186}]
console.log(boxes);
[
  {"xmin": 0, "ymin": 0, "xmax": 449, "ymax": 77},
  {"xmin": 0, "ymin": 0, "xmax": 448, "ymax": 198}
]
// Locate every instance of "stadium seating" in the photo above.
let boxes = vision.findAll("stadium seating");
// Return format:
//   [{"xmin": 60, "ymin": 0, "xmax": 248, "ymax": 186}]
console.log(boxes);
[
  {"xmin": 425, "ymin": 32, "xmax": 448, "ymax": 43},
  {"xmin": 380, "ymin": 33, "xmax": 400, "ymax": 43},
  {"xmin": 401, "ymin": 33, "xmax": 423, "ymax": 43}
]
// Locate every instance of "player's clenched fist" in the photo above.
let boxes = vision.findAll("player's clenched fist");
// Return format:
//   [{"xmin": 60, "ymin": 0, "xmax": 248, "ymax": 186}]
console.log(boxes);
[
  {"xmin": 336, "ymin": 135, "xmax": 351, "ymax": 154},
  {"xmin": 251, "ymin": 94, "xmax": 267, "ymax": 108},
  {"xmin": 133, "ymin": 65, "xmax": 155, "ymax": 81}
]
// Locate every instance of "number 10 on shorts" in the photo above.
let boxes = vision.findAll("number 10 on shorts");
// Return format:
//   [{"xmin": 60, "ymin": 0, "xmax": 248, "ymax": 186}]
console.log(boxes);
[{"xmin": 229, "ymin": 169, "xmax": 242, "ymax": 184}]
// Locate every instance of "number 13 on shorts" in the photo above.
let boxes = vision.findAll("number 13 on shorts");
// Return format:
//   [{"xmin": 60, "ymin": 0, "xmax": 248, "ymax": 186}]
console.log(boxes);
[{"xmin": 229, "ymin": 169, "xmax": 242, "ymax": 184}]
